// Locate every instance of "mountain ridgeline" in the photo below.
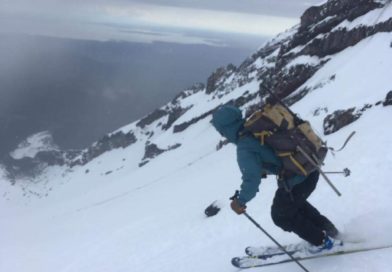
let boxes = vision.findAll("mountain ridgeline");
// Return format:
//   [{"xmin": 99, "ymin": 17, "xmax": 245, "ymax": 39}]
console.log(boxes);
[{"xmin": 2, "ymin": 0, "xmax": 392, "ymax": 183}]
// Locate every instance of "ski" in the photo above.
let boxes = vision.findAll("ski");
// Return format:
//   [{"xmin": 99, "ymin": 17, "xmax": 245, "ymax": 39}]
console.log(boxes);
[
  {"xmin": 245, "ymin": 242, "xmax": 306, "ymax": 259},
  {"xmin": 232, "ymin": 243, "xmax": 392, "ymax": 269}
]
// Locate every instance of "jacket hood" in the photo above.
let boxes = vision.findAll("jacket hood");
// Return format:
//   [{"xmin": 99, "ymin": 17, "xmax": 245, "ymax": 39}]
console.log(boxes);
[{"xmin": 211, "ymin": 105, "xmax": 244, "ymax": 143}]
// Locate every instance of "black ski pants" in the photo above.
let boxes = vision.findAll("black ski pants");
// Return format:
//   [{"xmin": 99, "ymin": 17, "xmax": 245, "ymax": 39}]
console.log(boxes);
[{"xmin": 270, "ymin": 171, "xmax": 335, "ymax": 246}]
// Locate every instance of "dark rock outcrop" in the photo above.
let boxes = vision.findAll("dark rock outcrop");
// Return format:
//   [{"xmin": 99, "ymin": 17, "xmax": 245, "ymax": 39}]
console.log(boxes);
[
  {"xmin": 173, "ymin": 109, "xmax": 216, "ymax": 133},
  {"xmin": 323, "ymin": 108, "xmax": 361, "ymax": 135},
  {"xmin": 323, "ymin": 99, "xmax": 386, "ymax": 135},
  {"xmin": 162, "ymin": 106, "xmax": 190, "ymax": 130},
  {"xmin": 172, "ymin": 83, "xmax": 205, "ymax": 102},
  {"xmin": 206, "ymin": 64, "xmax": 236, "ymax": 94},
  {"xmin": 216, "ymin": 140, "xmax": 229, "ymax": 151},
  {"xmin": 274, "ymin": 64, "xmax": 321, "ymax": 98},
  {"xmin": 142, "ymin": 142, "xmax": 165, "ymax": 161},
  {"xmin": 74, "ymin": 131, "xmax": 137, "ymax": 166},
  {"xmin": 139, "ymin": 142, "xmax": 182, "ymax": 167},
  {"xmin": 300, "ymin": 19, "xmax": 392, "ymax": 57},
  {"xmin": 136, "ymin": 109, "xmax": 167, "ymax": 128},
  {"xmin": 261, "ymin": 0, "xmax": 389, "ymax": 101},
  {"xmin": 35, "ymin": 150, "xmax": 81, "ymax": 166},
  {"xmin": 137, "ymin": 104, "xmax": 191, "ymax": 132},
  {"xmin": 302, "ymin": 0, "xmax": 380, "ymax": 27}
]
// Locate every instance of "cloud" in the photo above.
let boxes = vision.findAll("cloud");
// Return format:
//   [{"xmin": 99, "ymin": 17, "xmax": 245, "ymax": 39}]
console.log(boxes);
[
  {"xmin": 0, "ymin": 0, "xmax": 324, "ymax": 45},
  {"xmin": 100, "ymin": 3, "xmax": 298, "ymax": 36}
]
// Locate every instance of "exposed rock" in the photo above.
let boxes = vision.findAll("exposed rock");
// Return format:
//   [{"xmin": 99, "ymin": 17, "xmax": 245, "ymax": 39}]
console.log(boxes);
[
  {"xmin": 274, "ymin": 64, "xmax": 321, "ymax": 98},
  {"xmin": 173, "ymin": 109, "xmax": 216, "ymax": 133},
  {"xmin": 206, "ymin": 64, "xmax": 236, "ymax": 94},
  {"xmin": 168, "ymin": 143, "xmax": 182, "ymax": 151},
  {"xmin": 206, "ymin": 67, "xmax": 226, "ymax": 94},
  {"xmin": 138, "ymin": 161, "xmax": 149, "ymax": 167},
  {"xmin": 284, "ymin": 87, "xmax": 311, "ymax": 106},
  {"xmin": 172, "ymin": 83, "xmax": 205, "ymax": 102},
  {"xmin": 137, "ymin": 103, "xmax": 191, "ymax": 132},
  {"xmin": 139, "ymin": 142, "xmax": 182, "ymax": 167},
  {"xmin": 162, "ymin": 106, "xmax": 190, "ymax": 130},
  {"xmin": 300, "ymin": 19, "xmax": 392, "ymax": 57},
  {"xmin": 106, "ymin": 131, "xmax": 137, "ymax": 149},
  {"xmin": 142, "ymin": 142, "xmax": 165, "ymax": 161},
  {"xmin": 300, "ymin": 0, "xmax": 380, "ymax": 30},
  {"xmin": 216, "ymin": 140, "xmax": 229, "ymax": 151},
  {"xmin": 383, "ymin": 90, "xmax": 392, "ymax": 106},
  {"xmin": 258, "ymin": 0, "xmax": 389, "ymax": 103},
  {"xmin": 250, "ymin": 43, "xmax": 281, "ymax": 64},
  {"xmin": 35, "ymin": 150, "xmax": 79, "ymax": 166},
  {"xmin": 136, "ymin": 109, "xmax": 167, "ymax": 128},
  {"xmin": 323, "ymin": 108, "xmax": 361, "ymax": 135},
  {"xmin": 73, "ymin": 131, "xmax": 137, "ymax": 166},
  {"xmin": 313, "ymin": 107, "xmax": 329, "ymax": 116},
  {"xmin": 286, "ymin": 0, "xmax": 381, "ymax": 54},
  {"xmin": 231, "ymin": 92, "xmax": 259, "ymax": 108}
]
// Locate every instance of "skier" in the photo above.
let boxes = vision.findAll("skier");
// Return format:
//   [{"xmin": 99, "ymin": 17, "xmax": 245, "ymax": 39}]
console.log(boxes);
[{"xmin": 211, "ymin": 104, "xmax": 340, "ymax": 253}]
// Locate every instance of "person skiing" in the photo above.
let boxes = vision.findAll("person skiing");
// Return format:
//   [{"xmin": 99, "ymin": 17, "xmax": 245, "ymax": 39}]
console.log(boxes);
[{"xmin": 211, "ymin": 103, "xmax": 340, "ymax": 253}]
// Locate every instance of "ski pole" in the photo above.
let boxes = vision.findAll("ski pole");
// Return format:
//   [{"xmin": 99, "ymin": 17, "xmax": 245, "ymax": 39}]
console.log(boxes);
[
  {"xmin": 243, "ymin": 212, "xmax": 310, "ymax": 272},
  {"xmin": 296, "ymin": 146, "xmax": 342, "ymax": 196},
  {"xmin": 324, "ymin": 168, "xmax": 351, "ymax": 177}
]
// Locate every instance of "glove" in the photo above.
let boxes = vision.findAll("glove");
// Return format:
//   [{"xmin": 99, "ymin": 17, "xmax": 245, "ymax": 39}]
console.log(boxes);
[{"xmin": 230, "ymin": 198, "xmax": 247, "ymax": 215}]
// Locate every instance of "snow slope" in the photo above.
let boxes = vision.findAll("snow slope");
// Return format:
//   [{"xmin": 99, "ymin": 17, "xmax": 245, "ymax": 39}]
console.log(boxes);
[{"xmin": 1, "ymin": 4, "xmax": 392, "ymax": 272}]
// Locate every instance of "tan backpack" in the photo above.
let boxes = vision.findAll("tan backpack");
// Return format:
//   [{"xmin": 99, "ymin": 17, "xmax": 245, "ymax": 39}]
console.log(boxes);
[{"xmin": 244, "ymin": 103, "xmax": 327, "ymax": 176}]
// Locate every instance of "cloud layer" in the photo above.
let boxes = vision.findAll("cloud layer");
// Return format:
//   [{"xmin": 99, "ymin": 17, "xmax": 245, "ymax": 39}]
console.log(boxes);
[{"xmin": 0, "ymin": 0, "xmax": 321, "ymax": 45}]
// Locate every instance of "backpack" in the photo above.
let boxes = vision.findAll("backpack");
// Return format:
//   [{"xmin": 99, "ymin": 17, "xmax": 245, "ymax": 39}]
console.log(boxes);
[{"xmin": 243, "ymin": 103, "xmax": 328, "ymax": 177}]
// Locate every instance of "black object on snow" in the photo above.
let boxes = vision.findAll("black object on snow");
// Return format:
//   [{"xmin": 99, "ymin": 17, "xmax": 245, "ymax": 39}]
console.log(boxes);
[
  {"xmin": 205, "ymin": 201, "xmax": 221, "ymax": 217},
  {"xmin": 383, "ymin": 90, "xmax": 392, "ymax": 106}
]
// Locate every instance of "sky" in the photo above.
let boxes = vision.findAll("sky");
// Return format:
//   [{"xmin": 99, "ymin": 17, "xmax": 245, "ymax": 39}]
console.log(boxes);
[{"xmin": 0, "ymin": 0, "xmax": 323, "ymax": 46}]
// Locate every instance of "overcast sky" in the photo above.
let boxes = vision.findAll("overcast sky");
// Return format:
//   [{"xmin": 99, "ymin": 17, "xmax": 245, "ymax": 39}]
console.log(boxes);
[{"xmin": 0, "ymin": 0, "xmax": 323, "ymax": 45}]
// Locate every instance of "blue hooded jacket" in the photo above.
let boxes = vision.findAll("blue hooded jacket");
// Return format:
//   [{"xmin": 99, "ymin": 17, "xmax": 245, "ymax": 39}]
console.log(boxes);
[{"xmin": 211, "ymin": 105, "xmax": 306, "ymax": 204}]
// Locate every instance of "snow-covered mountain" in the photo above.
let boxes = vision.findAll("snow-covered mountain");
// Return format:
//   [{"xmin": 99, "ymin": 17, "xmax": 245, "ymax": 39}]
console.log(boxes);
[{"xmin": 1, "ymin": 1, "xmax": 392, "ymax": 272}]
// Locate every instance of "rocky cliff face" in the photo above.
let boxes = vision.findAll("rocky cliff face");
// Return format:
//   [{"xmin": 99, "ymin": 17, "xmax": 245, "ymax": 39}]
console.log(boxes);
[{"xmin": 2, "ymin": 0, "xmax": 392, "ymax": 182}]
